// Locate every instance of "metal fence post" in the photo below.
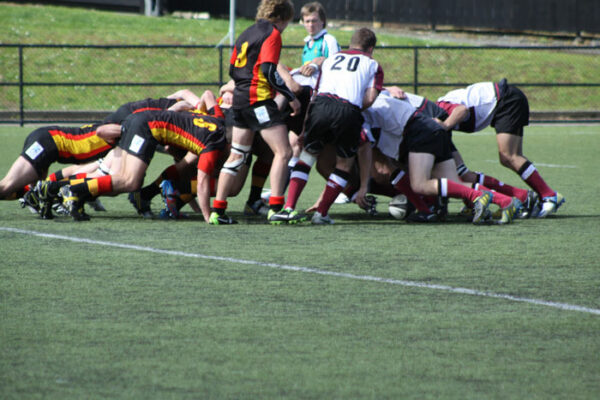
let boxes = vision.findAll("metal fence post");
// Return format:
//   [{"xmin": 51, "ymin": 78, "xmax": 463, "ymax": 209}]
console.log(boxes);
[
  {"xmin": 218, "ymin": 45, "xmax": 223, "ymax": 87},
  {"xmin": 413, "ymin": 47, "xmax": 419, "ymax": 94},
  {"xmin": 18, "ymin": 45, "xmax": 24, "ymax": 127}
]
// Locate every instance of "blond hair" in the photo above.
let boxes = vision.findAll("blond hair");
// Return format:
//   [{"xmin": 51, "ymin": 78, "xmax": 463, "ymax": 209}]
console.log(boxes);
[
  {"xmin": 256, "ymin": 0, "xmax": 295, "ymax": 23},
  {"xmin": 300, "ymin": 2, "xmax": 327, "ymax": 27}
]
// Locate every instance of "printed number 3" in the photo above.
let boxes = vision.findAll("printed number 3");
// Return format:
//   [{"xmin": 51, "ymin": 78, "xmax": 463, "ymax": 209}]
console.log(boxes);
[
  {"xmin": 234, "ymin": 42, "xmax": 249, "ymax": 68},
  {"xmin": 194, "ymin": 118, "xmax": 217, "ymax": 131}
]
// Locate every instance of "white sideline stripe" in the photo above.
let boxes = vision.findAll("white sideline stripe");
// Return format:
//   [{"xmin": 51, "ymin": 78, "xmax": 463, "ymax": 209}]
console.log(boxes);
[
  {"xmin": 2, "ymin": 226, "xmax": 599, "ymax": 316},
  {"xmin": 484, "ymin": 160, "xmax": 578, "ymax": 168}
]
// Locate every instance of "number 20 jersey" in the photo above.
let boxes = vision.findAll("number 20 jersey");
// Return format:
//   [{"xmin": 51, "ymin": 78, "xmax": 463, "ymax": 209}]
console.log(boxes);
[{"xmin": 316, "ymin": 49, "xmax": 384, "ymax": 109}]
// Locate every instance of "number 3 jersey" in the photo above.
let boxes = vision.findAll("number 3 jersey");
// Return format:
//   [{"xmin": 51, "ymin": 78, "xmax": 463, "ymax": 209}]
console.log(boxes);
[
  {"xmin": 316, "ymin": 49, "xmax": 384, "ymax": 109},
  {"xmin": 229, "ymin": 19, "xmax": 283, "ymax": 109}
]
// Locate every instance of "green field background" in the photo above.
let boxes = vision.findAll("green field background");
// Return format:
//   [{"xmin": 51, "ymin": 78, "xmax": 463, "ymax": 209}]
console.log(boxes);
[
  {"xmin": 1, "ymin": 124, "xmax": 599, "ymax": 399},
  {"xmin": 1, "ymin": 3, "xmax": 599, "ymax": 112},
  {"xmin": 1, "ymin": 2, "xmax": 600, "ymax": 399}
]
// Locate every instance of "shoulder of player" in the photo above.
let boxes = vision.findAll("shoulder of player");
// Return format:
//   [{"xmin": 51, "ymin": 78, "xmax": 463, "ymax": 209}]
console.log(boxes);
[{"xmin": 238, "ymin": 19, "xmax": 278, "ymax": 41}]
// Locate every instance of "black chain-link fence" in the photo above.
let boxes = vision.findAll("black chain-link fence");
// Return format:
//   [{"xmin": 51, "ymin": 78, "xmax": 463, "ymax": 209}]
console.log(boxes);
[{"xmin": 1, "ymin": 43, "xmax": 599, "ymax": 125}]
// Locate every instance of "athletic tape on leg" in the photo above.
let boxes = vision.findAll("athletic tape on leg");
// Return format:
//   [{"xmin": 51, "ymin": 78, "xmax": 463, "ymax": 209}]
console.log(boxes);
[{"xmin": 222, "ymin": 143, "xmax": 252, "ymax": 176}]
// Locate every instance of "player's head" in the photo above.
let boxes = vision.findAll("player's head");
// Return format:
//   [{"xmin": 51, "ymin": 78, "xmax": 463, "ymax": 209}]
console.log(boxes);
[
  {"xmin": 350, "ymin": 27, "xmax": 377, "ymax": 54},
  {"xmin": 301, "ymin": 2, "xmax": 327, "ymax": 32},
  {"xmin": 256, "ymin": 0, "xmax": 295, "ymax": 26}
]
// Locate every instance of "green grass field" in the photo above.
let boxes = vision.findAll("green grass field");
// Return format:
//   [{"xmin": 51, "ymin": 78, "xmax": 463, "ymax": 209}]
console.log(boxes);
[
  {"xmin": 1, "ymin": 3, "xmax": 599, "ymax": 112},
  {"xmin": 1, "ymin": 124, "xmax": 599, "ymax": 399},
  {"xmin": 1, "ymin": 3, "xmax": 599, "ymax": 398}
]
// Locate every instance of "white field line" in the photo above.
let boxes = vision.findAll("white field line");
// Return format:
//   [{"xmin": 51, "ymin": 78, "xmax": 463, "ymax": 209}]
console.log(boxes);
[
  {"xmin": 2, "ymin": 226, "xmax": 599, "ymax": 316},
  {"xmin": 456, "ymin": 128, "xmax": 599, "ymax": 136},
  {"xmin": 484, "ymin": 160, "xmax": 578, "ymax": 168}
]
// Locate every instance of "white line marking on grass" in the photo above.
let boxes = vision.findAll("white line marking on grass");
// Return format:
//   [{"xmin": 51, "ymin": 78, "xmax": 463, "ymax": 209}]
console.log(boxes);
[
  {"xmin": 484, "ymin": 160, "xmax": 578, "ymax": 168},
  {"xmin": 2, "ymin": 226, "xmax": 599, "ymax": 316}
]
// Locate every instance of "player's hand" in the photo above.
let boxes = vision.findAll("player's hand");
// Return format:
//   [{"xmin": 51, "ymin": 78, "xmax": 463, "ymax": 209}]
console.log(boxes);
[
  {"xmin": 299, "ymin": 64, "xmax": 316, "ymax": 76},
  {"xmin": 433, "ymin": 118, "xmax": 451, "ymax": 131},
  {"xmin": 386, "ymin": 86, "xmax": 407, "ymax": 99},
  {"xmin": 355, "ymin": 189, "xmax": 369, "ymax": 209},
  {"xmin": 288, "ymin": 98, "xmax": 301, "ymax": 117},
  {"xmin": 221, "ymin": 91, "xmax": 233, "ymax": 106}
]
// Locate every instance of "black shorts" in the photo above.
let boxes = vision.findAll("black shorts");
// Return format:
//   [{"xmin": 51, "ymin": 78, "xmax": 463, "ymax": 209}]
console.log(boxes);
[
  {"xmin": 448, "ymin": 130, "xmax": 458, "ymax": 153},
  {"xmin": 21, "ymin": 127, "xmax": 59, "ymax": 176},
  {"xmin": 119, "ymin": 113, "xmax": 159, "ymax": 165},
  {"xmin": 418, "ymin": 98, "xmax": 449, "ymax": 121},
  {"xmin": 400, "ymin": 114, "xmax": 453, "ymax": 163},
  {"xmin": 285, "ymin": 85, "xmax": 312, "ymax": 135},
  {"xmin": 491, "ymin": 85, "xmax": 529, "ymax": 136},
  {"xmin": 302, "ymin": 95, "xmax": 364, "ymax": 158},
  {"xmin": 232, "ymin": 99, "xmax": 286, "ymax": 132}
]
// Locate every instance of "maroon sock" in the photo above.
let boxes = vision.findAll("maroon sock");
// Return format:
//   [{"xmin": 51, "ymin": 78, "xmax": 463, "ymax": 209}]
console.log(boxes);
[
  {"xmin": 317, "ymin": 169, "xmax": 350, "ymax": 216},
  {"xmin": 518, "ymin": 161, "xmax": 555, "ymax": 198}
]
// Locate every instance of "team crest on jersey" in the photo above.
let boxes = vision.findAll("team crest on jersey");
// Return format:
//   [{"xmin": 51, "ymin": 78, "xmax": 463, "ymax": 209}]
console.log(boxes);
[{"xmin": 25, "ymin": 141, "xmax": 44, "ymax": 160}]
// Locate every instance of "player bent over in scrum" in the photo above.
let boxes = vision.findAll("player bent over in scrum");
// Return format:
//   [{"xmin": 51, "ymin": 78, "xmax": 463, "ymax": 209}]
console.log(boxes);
[
  {"xmin": 436, "ymin": 79, "xmax": 563, "ymax": 218},
  {"xmin": 363, "ymin": 91, "xmax": 518, "ymax": 224},
  {"xmin": 0, "ymin": 123, "xmax": 120, "ymax": 218},
  {"xmin": 58, "ymin": 109, "xmax": 227, "ymax": 222}
]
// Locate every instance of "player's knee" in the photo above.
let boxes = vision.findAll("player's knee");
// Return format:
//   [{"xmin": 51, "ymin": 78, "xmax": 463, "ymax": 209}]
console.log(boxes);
[
  {"xmin": 498, "ymin": 152, "xmax": 516, "ymax": 169},
  {"xmin": 272, "ymin": 145, "xmax": 292, "ymax": 163},
  {"xmin": 410, "ymin": 180, "xmax": 429, "ymax": 196},
  {"xmin": 222, "ymin": 143, "xmax": 252, "ymax": 176}
]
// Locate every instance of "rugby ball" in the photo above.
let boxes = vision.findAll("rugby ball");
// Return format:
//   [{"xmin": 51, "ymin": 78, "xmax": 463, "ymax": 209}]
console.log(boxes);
[{"xmin": 388, "ymin": 194, "xmax": 409, "ymax": 220}]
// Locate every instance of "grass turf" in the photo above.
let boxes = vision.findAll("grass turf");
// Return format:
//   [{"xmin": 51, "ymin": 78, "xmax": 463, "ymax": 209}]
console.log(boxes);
[{"xmin": 0, "ymin": 124, "xmax": 599, "ymax": 399}]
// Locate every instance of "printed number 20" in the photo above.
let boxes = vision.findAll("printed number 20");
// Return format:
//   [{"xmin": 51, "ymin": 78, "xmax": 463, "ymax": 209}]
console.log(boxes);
[{"xmin": 331, "ymin": 55, "xmax": 360, "ymax": 72}]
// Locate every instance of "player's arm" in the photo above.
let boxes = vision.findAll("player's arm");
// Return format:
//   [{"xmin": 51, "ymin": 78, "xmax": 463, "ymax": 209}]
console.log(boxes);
[
  {"xmin": 438, "ymin": 104, "xmax": 468, "ymax": 131},
  {"xmin": 384, "ymin": 86, "xmax": 407, "ymax": 99},
  {"xmin": 277, "ymin": 63, "xmax": 302, "ymax": 95},
  {"xmin": 262, "ymin": 62, "xmax": 300, "ymax": 116},
  {"xmin": 96, "ymin": 124, "xmax": 122, "ymax": 143},
  {"xmin": 168, "ymin": 100, "xmax": 194, "ymax": 112},
  {"xmin": 299, "ymin": 56, "xmax": 325, "ymax": 76},
  {"xmin": 196, "ymin": 168, "xmax": 212, "ymax": 223},
  {"xmin": 361, "ymin": 87, "xmax": 380, "ymax": 111},
  {"xmin": 167, "ymin": 89, "xmax": 218, "ymax": 112},
  {"xmin": 196, "ymin": 149, "xmax": 221, "ymax": 223},
  {"xmin": 219, "ymin": 79, "xmax": 235, "ymax": 96},
  {"xmin": 354, "ymin": 136, "xmax": 373, "ymax": 210}
]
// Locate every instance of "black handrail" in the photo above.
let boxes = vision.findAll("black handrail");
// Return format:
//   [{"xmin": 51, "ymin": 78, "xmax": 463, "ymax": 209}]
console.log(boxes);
[{"xmin": 1, "ymin": 43, "xmax": 599, "ymax": 125}]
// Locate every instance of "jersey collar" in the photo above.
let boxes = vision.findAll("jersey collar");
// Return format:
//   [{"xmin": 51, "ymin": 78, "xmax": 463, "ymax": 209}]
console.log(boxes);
[{"xmin": 304, "ymin": 28, "xmax": 328, "ymax": 43}]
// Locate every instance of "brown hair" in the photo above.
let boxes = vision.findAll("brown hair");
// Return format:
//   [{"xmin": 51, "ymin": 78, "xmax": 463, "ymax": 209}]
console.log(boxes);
[
  {"xmin": 350, "ymin": 27, "xmax": 377, "ymax": 51},
  {"xmin": 256, "ymin": 0, "xmax": 295, "ymax": 23},
  {"xmin": 300, "ymin": 1, "xmax": 327, "ymax": 27}
]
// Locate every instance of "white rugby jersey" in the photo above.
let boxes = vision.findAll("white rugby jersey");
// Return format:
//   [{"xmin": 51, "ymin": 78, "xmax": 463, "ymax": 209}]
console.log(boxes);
[
  {"xmin": 289, "ymin": 67, "xmax": 319, "ymax": 89},
  {"xmin": 316, "ymin": 50, "xmax": 384, "ymax": 108},
  {"xmin": 437, "ymin": 81, "xmax": 499, "ymax": 132},
  {"xmin": 404, "ymin": 92, "xmax": 426, "ymax": 109},
  {"xmin": 363, "ymin": 91, "xmax": 416, "ymax": 160}
]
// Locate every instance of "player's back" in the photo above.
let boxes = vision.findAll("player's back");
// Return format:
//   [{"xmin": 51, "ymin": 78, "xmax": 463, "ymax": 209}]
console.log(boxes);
[
  {"xmin": 317, "ymin": 50, "xmax": 381, "ymax": 109},
  {"xmin": 229, "ymin": 19, "xmax": 282, "ymax": 108}
]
